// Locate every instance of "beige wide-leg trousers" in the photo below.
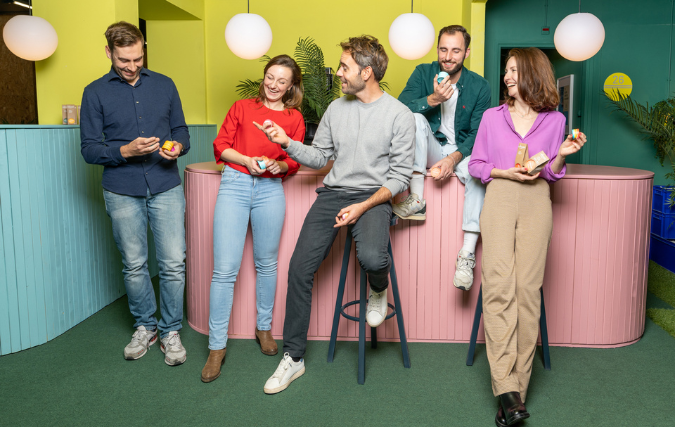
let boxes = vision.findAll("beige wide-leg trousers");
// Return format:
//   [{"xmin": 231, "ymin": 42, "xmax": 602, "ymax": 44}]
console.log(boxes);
[{"xmin": 479, "ymin": 178, "xmax": 552, "ymax": 402}]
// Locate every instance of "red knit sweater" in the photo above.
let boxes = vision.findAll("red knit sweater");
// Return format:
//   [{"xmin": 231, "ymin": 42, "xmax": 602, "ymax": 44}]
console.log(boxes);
[{"xmin": 213, "ymin": 98, "xmax": 305, "ymax": 178}]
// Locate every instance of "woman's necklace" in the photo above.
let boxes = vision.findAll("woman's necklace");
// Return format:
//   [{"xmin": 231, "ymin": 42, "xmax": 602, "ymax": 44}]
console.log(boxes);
[{"xmin": 512, "ymin": 106, "xmax": 534, "ymax": 120}]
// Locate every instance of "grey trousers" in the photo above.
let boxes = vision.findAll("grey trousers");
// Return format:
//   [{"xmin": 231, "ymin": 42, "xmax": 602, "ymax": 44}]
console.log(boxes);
[{"xmin": 282, "ymin": 187, "xmax": 392, "ymax": 358}]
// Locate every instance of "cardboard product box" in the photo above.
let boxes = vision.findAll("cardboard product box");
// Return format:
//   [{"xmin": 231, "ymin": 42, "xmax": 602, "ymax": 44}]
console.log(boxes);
[
  {"xmin": 515, "ymin": 142, "xmax": 528, "ymax": 168},
  {"xmin": 525, "ymin": 151, "xmax": 550, "ymax": 175},
  {"xmin": 62, "ymin": 105, "xmax": 68, "ymax": 125},
  {"xmin": 66, "ymin": 105, "xmax": 78, "ymax": 125},
  {"xmin": 77, "ymin": 105, "xmax": 81, "ymax": 125}
]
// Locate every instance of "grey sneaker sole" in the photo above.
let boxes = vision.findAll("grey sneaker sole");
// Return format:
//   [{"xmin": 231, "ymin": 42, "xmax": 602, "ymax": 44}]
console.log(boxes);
[
  {"xmin": 263, "ymin": 366, "xmax": 306, "ymax": 394},
  {"xmin": 160, "ymin": 344, "xmax": 187, "ymax": 366},
  {"xmin": 124, "ymin": 334, "xmax": 157, "ymax": 360},
  {"xmin": 393, "ymin": 209, "xmax": 426, "ymax": 221}
]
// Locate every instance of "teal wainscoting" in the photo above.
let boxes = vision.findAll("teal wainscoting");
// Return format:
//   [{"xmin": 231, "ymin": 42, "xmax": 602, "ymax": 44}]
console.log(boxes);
[{"xmin": 0, "ymin": 124, "xmax": 216, "ymax": 356}]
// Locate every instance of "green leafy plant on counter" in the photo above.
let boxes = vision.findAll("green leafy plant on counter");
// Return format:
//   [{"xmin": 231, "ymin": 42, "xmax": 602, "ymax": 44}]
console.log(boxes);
[
  {"xmin": 236, "ymin": 37, "xmax": 389, "ymax": 140},
  {"xmin": 604, "ymin": 91, "xmax": 675, "ymax": 207}
]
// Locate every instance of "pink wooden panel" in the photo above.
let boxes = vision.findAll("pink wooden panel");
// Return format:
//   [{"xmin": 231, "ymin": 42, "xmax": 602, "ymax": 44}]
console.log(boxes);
[{"xmin": 185, "ymin": 162, "xmax": 652, "ymax": 347}]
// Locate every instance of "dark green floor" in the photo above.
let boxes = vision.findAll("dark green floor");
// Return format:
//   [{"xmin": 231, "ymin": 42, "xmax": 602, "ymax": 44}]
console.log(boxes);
[{"xmin": 1, "ymin": 291, "xmax": 674, "ymax": 426}]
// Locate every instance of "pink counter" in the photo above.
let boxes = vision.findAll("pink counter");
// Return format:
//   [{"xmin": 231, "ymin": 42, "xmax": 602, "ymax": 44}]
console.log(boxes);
[{"xmin": 185, "ymin": 162, "xmax": 654, "ymax": 348}]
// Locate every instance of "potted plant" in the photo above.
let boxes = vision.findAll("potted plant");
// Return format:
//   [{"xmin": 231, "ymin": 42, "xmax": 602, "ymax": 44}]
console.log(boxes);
[
  {"xmin": 237, "ymin": 37, "xmax": 388, "ymax": 144},
  {"xmin": 604, "ymin": 91, "xmax": 675, "ymax": 210}
]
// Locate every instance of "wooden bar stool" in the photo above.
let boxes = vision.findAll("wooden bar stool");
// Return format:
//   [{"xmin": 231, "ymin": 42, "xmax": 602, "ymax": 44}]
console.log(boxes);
[
  {"xmin": 327, "ymin": 218, "xmax": 411, "ymax": 384},
  {"xmin": 466, "ymin": 284, "xmax": 551, "ymax": 370}
]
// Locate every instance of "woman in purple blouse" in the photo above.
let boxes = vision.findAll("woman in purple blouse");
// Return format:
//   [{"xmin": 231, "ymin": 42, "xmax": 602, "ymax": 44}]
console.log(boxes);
[{"xmin": 468, "ymin": 48, "xmax": 586, "ymax": 427}]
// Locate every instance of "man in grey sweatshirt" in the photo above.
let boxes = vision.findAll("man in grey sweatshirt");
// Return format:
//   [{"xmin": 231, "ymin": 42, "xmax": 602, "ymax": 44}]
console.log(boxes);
[{"xmin": 255, "ymin": 35, "xmax": 415, "ymax": 394}]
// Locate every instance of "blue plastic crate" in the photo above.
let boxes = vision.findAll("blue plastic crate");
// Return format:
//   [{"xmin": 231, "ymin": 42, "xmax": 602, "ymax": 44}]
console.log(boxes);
[
  {"xmin": 650, "ymin": 233, "xmax": 675, "ymax": 274},
  {"xmin": 652, "ymin": 211, "xmax": 675, "ymax": 239},
  {"xmin": 653, "ymin": 185, "xmax": 675, "ymax": 214}
]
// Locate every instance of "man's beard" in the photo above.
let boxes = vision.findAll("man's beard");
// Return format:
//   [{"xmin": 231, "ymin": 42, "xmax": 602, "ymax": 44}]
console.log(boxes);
[
  {"xmin": 341, "ymin": 76, "xmax": 366, "ymax": 95},
  {"xmin": 440, "ymin": 58, "xmax": 464, "ymax": 76}
]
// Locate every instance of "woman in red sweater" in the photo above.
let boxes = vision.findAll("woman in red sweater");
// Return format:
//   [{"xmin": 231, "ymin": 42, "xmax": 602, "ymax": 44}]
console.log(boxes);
[{"xmin": 201, "ymin": 55, "xmax": 305, "ymax": 383}]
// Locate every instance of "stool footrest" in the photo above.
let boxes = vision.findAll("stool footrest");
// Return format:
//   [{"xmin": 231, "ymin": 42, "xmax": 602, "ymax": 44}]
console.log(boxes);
[
  {"xmin": 327, "ymin": 232, "xmax": 411, "ymax": 384},
  {"xmin": 340, "ymin": 300, "xmax": 396, "ymax": 322}
]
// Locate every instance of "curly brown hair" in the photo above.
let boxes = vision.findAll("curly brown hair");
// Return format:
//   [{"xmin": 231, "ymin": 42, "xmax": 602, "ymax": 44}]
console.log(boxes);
[
  {"xmin": 504, "ymin": 48, "xmax": 559, "ymax": 112},
  {"xmin": 339, "ymin": 35, "xmax": 388, "ymax": 82}
]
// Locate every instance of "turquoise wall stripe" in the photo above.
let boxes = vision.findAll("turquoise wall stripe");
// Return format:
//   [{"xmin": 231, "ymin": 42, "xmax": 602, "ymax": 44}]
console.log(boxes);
[{"xmin": 0, "ymin": 124, "xmax": 217, "ymax": 356}]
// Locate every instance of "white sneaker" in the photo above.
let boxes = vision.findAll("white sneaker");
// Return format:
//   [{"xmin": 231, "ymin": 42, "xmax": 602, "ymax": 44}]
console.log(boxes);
[
  {"xmin": 264, "ymin": 353, "xmax": 305, "ymax": 394},
  {"xmin": 366, "ymin": 288, "xmax": 388, "ymax": 327},
  {"xmin": 160, "ymin": 331, "xmax": 187, "ymax": 366},
  {"xmin": 392, "ymin": 193, "xmax": 426, "ymax": 220},
  {"xmin": 123, "ymin": 326, "xmax": 157, "ymax": 360},
  {"xmin": 453, "ymin": 250, "xmax": 476, "ymax": 291}
]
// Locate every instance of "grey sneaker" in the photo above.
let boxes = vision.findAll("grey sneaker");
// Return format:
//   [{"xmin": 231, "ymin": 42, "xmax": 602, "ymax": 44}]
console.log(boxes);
[
  {"xmin": 366, "ymin": 288, "xmax": 388, "ymax": 327},
  {"xmin": 393, "ymin": 193, "xmax": 426, "ymax": 220},
  {"xmin": 124, "ymin": 326, "xmax": 157, "ymax": 360},
  {"xmin": 264, "ymin": 353, "xmax": 305, "ymax": 394},
  {"xmin": 453, "ymin": 250, "xmax": 476, "ymax": 291},
  {"xmin": 160, "ymin": 331, "xmax": 187, "ymax": 366}
]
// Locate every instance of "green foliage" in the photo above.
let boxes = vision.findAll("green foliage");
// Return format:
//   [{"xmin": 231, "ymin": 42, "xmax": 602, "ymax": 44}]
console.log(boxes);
[
  {"xmin": 236, "ymin": 38, "xmax": 390, "ymax": 126},
  {"xmin": 604, "ymin": 90, "xmax": 675, "ymax": 206},
  {"xmin": 293, "ymin": 37, "xmax": 340, "ymax": 124}
]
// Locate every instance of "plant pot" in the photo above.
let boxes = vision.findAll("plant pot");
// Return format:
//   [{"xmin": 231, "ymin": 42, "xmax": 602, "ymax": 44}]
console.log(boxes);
[{"xmin": 304, "ymin": 121, "xmax": 318, "ymax": 145}]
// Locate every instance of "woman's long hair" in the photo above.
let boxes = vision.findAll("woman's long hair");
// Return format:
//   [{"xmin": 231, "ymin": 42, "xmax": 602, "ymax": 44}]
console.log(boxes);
[
  {"xmin": 257, "ymin": 54, "xmax": 304, "ymax": 112},
  {"xmin": 504, "ymin": 48, "xmax": 559, "ymax": 112}
]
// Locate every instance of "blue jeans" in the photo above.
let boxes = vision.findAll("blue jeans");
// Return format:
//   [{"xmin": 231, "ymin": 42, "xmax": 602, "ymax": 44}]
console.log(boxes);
[
  {"xmin": 412, "ymin": 113, "xmax": 486, "ymax": 232},
  {"xmin": 103, "ymin": 185, "xmax": 186, "ymax": 338},
  {"xmin": 208, "ymin": 167, "xmax": 286, "ymax": 350}
]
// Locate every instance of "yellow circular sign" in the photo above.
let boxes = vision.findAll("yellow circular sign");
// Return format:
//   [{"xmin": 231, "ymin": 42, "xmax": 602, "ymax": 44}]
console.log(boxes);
[{"xmin": 604, "ymin": 73, "xmax": 632, "ymax": 100}]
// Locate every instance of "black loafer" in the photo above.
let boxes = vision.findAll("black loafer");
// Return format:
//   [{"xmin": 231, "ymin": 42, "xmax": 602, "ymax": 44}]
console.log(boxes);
[
  {"xmin": 495, "ymin": 405, "xmax": 508, "ymax": 427},
  {"xmin": 499, "ymin": 392, "xmax": 530, "ymax": 425}
]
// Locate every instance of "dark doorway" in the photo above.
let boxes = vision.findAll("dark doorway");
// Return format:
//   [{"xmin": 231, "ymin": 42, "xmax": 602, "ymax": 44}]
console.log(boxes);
[{"xmin": 0, "ymin": 1, "xmax": 37, "ymax": 124}]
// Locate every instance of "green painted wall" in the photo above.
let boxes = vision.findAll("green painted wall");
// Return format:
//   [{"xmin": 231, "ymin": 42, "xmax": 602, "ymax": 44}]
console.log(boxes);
[{"xmin": 485, "ymin": 0, "xmax": 674, "ymax": 185}]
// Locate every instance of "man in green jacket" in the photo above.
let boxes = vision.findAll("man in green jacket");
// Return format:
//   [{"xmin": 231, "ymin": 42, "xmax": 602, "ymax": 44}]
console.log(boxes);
[{"xmin": 396, "ymin": 25, "xmax": 490, "ymax": 291}]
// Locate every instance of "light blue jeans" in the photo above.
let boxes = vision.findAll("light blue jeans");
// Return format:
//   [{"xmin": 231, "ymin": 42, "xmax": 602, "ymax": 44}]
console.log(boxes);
[
  {"xmin": 412, "ymin": 113, "xmax": 486, "ymax": 232},
  {"xmin": 208, "ymin": 167, "xmax": 286, "ymax": 350},
  {"xmin": 103, "ymin": 185, "xmax": 186, "ymax": 338}
]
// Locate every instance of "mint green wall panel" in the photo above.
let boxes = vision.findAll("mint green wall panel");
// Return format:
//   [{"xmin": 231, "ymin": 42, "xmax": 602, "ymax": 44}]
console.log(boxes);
[
  {"xmin": 485, "ymin": 0, "xmax": 674, "ymax": 184},
  {"xmin": 0, "ymin": 124, "xmax": 216, "ymax": 356}
]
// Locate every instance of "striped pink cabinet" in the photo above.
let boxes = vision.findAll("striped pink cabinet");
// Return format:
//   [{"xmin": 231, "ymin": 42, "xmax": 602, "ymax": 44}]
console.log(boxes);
[{"xmin": 185, "ymin": 162, "xmax": 653, "ymax": 348}]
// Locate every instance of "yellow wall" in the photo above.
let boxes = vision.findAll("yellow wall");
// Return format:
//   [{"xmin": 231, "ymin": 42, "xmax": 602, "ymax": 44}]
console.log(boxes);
[
  {"xmin": 32, "ymin": 0, "xmax": 486, "ymax": 125},
  {"xmin": 203, "ymin": 0, "xmax": 484, "ymax": 124},
  {"xmin": 146, "ymin": 20, "xmax": 206, "ymax": 123},
  {"xmin": 33, "ymin": 0, "xmax": 138, "ymax": 124}
]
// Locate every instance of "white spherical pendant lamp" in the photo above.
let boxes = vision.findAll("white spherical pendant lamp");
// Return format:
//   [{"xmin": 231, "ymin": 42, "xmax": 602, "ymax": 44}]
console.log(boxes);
[
  {"xmin": 389, "ymin": 13, "xmax": 435, "ymax": 60},
  {"xmin": 224, "ymin": 13, "xmax": 272, "ymax": 60},
  {"xmin": 3, "ymin": 15, "xmax": 58, "ymax": 61},
  {"xmin": 554, "ymin": 13, "xmax": 605, "ymax": 61}
]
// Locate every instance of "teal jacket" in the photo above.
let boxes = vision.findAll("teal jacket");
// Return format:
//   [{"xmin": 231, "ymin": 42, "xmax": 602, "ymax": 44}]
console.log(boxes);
[{"xmin": 398, "ymin": 62, "xmax": 491, "ymax": 159}]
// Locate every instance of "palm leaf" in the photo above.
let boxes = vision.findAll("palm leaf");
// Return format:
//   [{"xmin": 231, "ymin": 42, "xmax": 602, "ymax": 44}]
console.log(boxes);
[
  {"xmin": 603, "ymin": 90, "xmax": 675, "ymax": 205},
  {"xmin": 235, "ymin": 79, "xmax": 262, "ymax": 99}
]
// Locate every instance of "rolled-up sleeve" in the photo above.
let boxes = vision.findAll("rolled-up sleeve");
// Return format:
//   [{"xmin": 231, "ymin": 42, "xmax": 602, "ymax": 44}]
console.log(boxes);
[{"xmin": 539, "ymin": 118, "xmax": 567, "ymax": 182}]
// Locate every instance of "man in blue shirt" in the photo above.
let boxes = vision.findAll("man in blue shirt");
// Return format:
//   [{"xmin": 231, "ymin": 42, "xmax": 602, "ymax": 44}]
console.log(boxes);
[{"xmin": 80, "ymin": 21, "xmax": 190, "ymax": 366}]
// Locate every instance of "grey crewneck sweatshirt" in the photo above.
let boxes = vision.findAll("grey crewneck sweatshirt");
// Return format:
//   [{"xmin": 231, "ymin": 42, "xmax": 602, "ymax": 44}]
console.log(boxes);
[{"xmin": 284, "ymin": 92, "xmax": 415, "ymax": 197}]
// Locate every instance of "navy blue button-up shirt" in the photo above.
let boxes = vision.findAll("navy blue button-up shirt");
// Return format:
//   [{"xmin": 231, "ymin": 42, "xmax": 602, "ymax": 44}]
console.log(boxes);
[{"xmin": 80, "ymin": 67, "xmax": 190, "ymax": 196}]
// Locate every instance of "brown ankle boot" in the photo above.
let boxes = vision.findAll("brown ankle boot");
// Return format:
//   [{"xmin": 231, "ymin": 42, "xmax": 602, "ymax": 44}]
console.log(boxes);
[
  {"xmin": 201, "ymin": 348, "xmax": 226, "ymax": 383},
  {"xmin": 255, "ymin": 328, "xmax": 278, "ymax": 356}
]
